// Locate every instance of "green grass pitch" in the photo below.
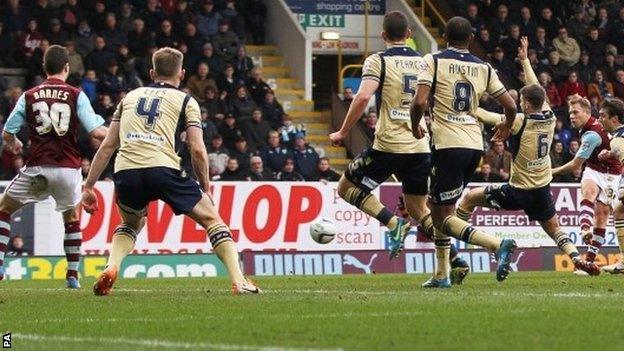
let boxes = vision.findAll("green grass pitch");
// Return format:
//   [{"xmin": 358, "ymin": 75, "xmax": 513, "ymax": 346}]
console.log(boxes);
[{"xmin": 1, "ymin": 272, "xmax": 622, "ymax": 351}]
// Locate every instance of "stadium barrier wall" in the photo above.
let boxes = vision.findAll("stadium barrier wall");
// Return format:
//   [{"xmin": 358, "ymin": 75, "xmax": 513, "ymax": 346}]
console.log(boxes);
[
  {"xmin": 3, "ymin": 246, "xmax": 621, "ymax": 280},
  {"xmin": 1, "ymin": 181, "xmax": 618, "ymax": 256}
]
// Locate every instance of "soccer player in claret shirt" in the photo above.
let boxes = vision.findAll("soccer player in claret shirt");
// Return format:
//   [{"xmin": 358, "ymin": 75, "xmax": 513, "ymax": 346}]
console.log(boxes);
[
  {"xmin": 552, "ymin": 95, "xmax": 621, "ymax": 274},
  {"xmin": 410, "ymin": 17, "xmax": 518, "ymax": 287},
  {"xmin": 329, "ymin": 11, "xmax": 470, "ymax": 277},
  {"xmin": 596, "ymin": 98, "xmax": 624, "ymax": 274},
  {"xmin": 0, "ymin": 45, "xmax": 108, "ymax": 288},
  {"xmin": 459, "ymin": 37, "xmax": 599, "ymax": 276},
  {"xmin": 82, "ymin": 47, "xmax": 260, "ymax": 296}
]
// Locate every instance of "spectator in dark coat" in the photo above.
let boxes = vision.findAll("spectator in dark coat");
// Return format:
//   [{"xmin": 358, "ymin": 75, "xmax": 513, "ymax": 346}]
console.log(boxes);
[
  {"xmin": 231, "ymin": 136, "xmax": 257, "ymax": 173},
  {"xmin": 117, "ymin": 2, "xmax": 134, "ymax": 33},
  {"xmin": 87, "ymin": 1, "xmax": 107, "ymax": 33},
  {"xmin": 101, "ymin": 13, "xmax": 127, "ymax": 53},
  {"xmin": 582, "ymin": 27, "xmax": 606, "ymax": 65},
  {"xmin": 477, "ymin": 28, "xmax": 496, "ymax": 54},
  {"xmin": 31, "ymin": 0, "xmax": 56, "ymax": 33},
  {"xmin": 538, "ymin": 6, "xmax": 562, "ymax": 40},
  {"xmin": 246, "ymin": 66, "xmax": 271, "ymax": 105},
  {"xmin": 201, "ymin": 109, "xmax": 219, "ymax": 144},
  {"xmin": 219, "ymin": 113, "xmax": 243, "ymax": 151},
  {"xmin": 247, "ymin": 156, "xmax": 275, "ymax": 181},
  {"xmin": 568, "ymin": 9, "xmax": 590, "ymax": 41},
  {"xmin": 156, "ymin": 20, "xmax": 179, "ymax": 49},
  {"xmin": 260, "ymin": 131, "xmax": 293, "ymax": 173},
  {"xmin": 212, "ymin": 19, "xmax": 239, "ymax": 61},
  {"xmin": 2, "ymin": 0, "xmax": 29, "ymax": 33},
  {"xmin": 573, "ymin": 51, "xmax": 596, "ymax": 85},
  {"xmin": 245, "ymin": 0, "xmax": 267, "ymax": 44},
  {"xmin": 262, "ymin": 91, "xmax": 284, "ymax": 130},
  {"xmin": 601, "ymin": 53, "xmax": 623, "ymax": 82},
  {"xmin": 199, "ymin": 43, "xmax": 225, "ymax": 78},
  {"xmin": 292, "ymin": 134, "xmax": 320, "ymax": 181},
  {"xmin": 85, "ymin": 36, "xmax": 115, "ymax": 75},
  {"xmin": 242, "ymin": 108, "xmax": 272, "ymax": 150},
  {"xmin": 491, "ymin": 47, "xmax": 519, "ymax": 89},
  {"xmin": 98, "ymin": 59, "xmax": 128, "ymax": 100},
  {"xmin": 519, "ymin": 6, "xmax": 537, "ymax": 38},
  {"xmin": 127, "ymin": 18, "xmax": 152, "ymax": 57},
  {"xmin": 488, "ymin": 4, "xmax": 511, "ymax": 43},
  {"xmin": 217, "ymin": 158, "xmax": 247, "ymax": 181},
  {"xmin": 465, "ymin": 3, "xmax": 485, "ymax": 35},
  {"xmin": 47, "ymin": 18, "xmax": 71, "ymax": 46},
  {"xmin": 544, "ymin": 50, "xmax": 569, "ymax": 85},
  {"xmin": 218, "ymin": 63, "xmax": 240, "ymax": 96},
  {"xmin": 276, "ymin": 158, "xmax": 304, "ymax": 181},
  {"xmin": 233, "ymin": 45, "xmax": 254, "ymax": 80},
  {"xmin": 72, "ymin": 19, "xmax": 97, "ymax": 57},
  {"xmin": 310, "ymin": 157, "xmax": 341, "ymax": 182},
  {"xmin": 500, "ymin": 24, "xmax": 521, "ymax": 62},
  {"xmin": 201, "ymin": 86, "xmax": 226, "ymax": 119},
  {"xmin": 182, "ymin": 22, "xmax": 205, "ymax": 57},
  {"xmin": 231, "ymin": 85, "xmax": 257, "ymax": 121},
  {"xmin": 0, "ymin": 22, "xmax": 15, "ymax": 67},
  {"xmin": 140, "ymin": 0, "xmax": 166, "ymax": 33},
  {"xmin": 531, "ymin": 26, "xmax": 555, "ymax": 64},
  {"xmin": 196, "ymin": 0, "xmax": 222, "ymax": 39},
  {"xmin": 173, "ymin": 0, "xmax": 195, "ymax": 34}
]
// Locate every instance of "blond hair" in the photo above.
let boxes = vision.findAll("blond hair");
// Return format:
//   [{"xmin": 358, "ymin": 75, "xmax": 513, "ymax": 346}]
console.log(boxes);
[
  {"xmin": 568, "ymin": 94, "xmax": 591, "ymax": 113},
  {"xmin": 152, "ymin": 47, "xmax": 183, "ymax": 78}
]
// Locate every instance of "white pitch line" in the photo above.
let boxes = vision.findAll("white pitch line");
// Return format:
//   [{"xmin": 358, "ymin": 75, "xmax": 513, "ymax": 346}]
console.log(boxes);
[
  {"xmin": 12, "ymin": 333, "xmax": 343, "ymax": 351},
  {"xmin": 4, "ymin": 287, "xmax": 623, "ymax": 298}
]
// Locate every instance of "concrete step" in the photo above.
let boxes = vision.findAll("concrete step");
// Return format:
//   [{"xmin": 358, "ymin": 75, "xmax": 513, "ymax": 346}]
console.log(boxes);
[
  {"xmin": 284, "ymin": 99, "xmax": 314, "ymax": 112},
  {"xmin": 245, "ymin": 45, "xmax": 278, "ymax": 56},
  {"xmin": 274, "ymin": 88, "xmax": 305, "ymax": 101},
  {"xmin": 305, "ymin": 122, "xmax": 331, "ymax": 133},
  {"xmin": 266, "ymin": 78, "xmax": 298, "ymax": 90},
  {"xmin": 288, "ymin": 111, "xmax": 330, "ymax": 123},
  {"xmin": 253, "ymin": 55, "xmax": 284, "ymax": 67},
  {"xmin": 262, "ymin": 66, "xmax": 291, "ymax": 78}
]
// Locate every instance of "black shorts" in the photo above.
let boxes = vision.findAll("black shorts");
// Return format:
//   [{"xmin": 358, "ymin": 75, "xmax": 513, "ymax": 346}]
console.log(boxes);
[
  {"xmin": 114, "ymin": 167, "xmax": 203, "ymax": 216},
  {"xmin": 344, "ymin": 148, "xmax": 430, "ymax": 195},
  {"xmin": 430, "ymin": 148, "xmax": 482, "ymax": 204},
  {"xmin": 485, "ymin": 183, "xmax": 556, "ymax": 222}
]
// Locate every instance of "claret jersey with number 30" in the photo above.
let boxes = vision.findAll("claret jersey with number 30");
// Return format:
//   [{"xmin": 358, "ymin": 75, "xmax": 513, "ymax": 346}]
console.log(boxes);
[{"xmin": 113, "ymin": 82, "xmax": 202, "ymax": 172}]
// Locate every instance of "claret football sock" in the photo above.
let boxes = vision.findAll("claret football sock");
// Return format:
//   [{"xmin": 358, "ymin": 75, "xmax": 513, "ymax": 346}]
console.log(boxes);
[
  {"xmin": 64, "ymin": 221, "xmax": 82, "ymax": 279},
  {"xmin": 586, "ymin": 228, "xmax": 606, "ymax": 262},
  {"xmin": 0, "ymin": 211, "xmax": 10, "ymax": 270},
  {"xmin": 579, "ymin": 199, "xmax": 594, "ymax": 232}
]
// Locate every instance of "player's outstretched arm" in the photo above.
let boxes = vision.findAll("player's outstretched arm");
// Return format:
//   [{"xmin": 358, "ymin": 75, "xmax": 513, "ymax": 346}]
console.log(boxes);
[
  {"xmin": 410, "ymin": 84, "xmax": 430, "ymax": 139},
  {"xmin": 2, "ymin": 93, "xmax": 26, "ymax": 154},
  {"xmin": 82, "ymin": 120, "xmax": 120, "ymax": 213},
  {"xmin": 329, "ymin": 79, "xmax": 378, "ymax": 145},
  {"xmin": 491, "ymin": 92, "xmax": 517, "ymax": 142},
  {"xmin": 551, "ymin": 157, "xmax": 585, "ymax": 176},
  {"xmin": 187, "ymin": 125, "xmax": 211, "ymax": 193},
  {"xmin": 476, "ymin": 107, "xmax": 504, "ymax": 126}
]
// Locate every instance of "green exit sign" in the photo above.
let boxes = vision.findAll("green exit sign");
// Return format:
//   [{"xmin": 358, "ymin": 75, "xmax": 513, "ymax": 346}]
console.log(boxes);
[{"xmin": 299, "ymin": 14, "xmax": 345, "ymax": 29}]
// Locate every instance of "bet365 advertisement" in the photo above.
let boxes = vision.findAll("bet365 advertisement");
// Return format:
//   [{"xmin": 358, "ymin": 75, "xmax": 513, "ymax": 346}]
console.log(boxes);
[{"xmin": 1, "ymin": 254, "xmax": 227, "ymax": 280}]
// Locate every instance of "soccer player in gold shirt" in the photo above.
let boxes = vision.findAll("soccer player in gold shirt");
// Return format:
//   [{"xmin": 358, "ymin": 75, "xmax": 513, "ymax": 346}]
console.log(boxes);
[
  {"xmin": 460, "ymin": 37, "xmax": 600, "ymax": 276},
  {"xmin": 82, "ymin": 47, "xmax": 260, "ymax": 295},
  {"xmin": 411, "ymin": 17, "xmax": 518, "ymax": 287}
]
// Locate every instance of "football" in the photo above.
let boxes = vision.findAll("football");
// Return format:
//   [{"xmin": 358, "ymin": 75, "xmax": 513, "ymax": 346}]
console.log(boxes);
[{"xmin": 309, "ymin": 218, "xmax": 337, "ymax": 244}]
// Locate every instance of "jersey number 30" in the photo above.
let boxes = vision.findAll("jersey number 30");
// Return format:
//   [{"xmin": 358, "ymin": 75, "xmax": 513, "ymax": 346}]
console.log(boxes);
[
  {"xmin": 32, "ymin": 101, "xmax": 71, "ymax": 136},
  {"xmin": 453, "ymin": 82, "xmax": 473, "ymax": 112}
]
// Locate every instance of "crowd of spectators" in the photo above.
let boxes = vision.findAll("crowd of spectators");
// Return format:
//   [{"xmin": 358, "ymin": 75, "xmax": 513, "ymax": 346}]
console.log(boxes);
[
  {"xmin": 0, "ymin": 0, "xmax": 342, "ymax": 182},
  {"xmin": 453, "ymin": 0, "xmax": 624, "ymax": 182}
]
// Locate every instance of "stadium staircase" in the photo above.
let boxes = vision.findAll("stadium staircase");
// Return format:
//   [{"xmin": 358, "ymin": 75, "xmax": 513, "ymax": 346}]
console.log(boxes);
[{"xmin": 246, "ymin": 45, "xmax": 350, "ymax": 172}]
